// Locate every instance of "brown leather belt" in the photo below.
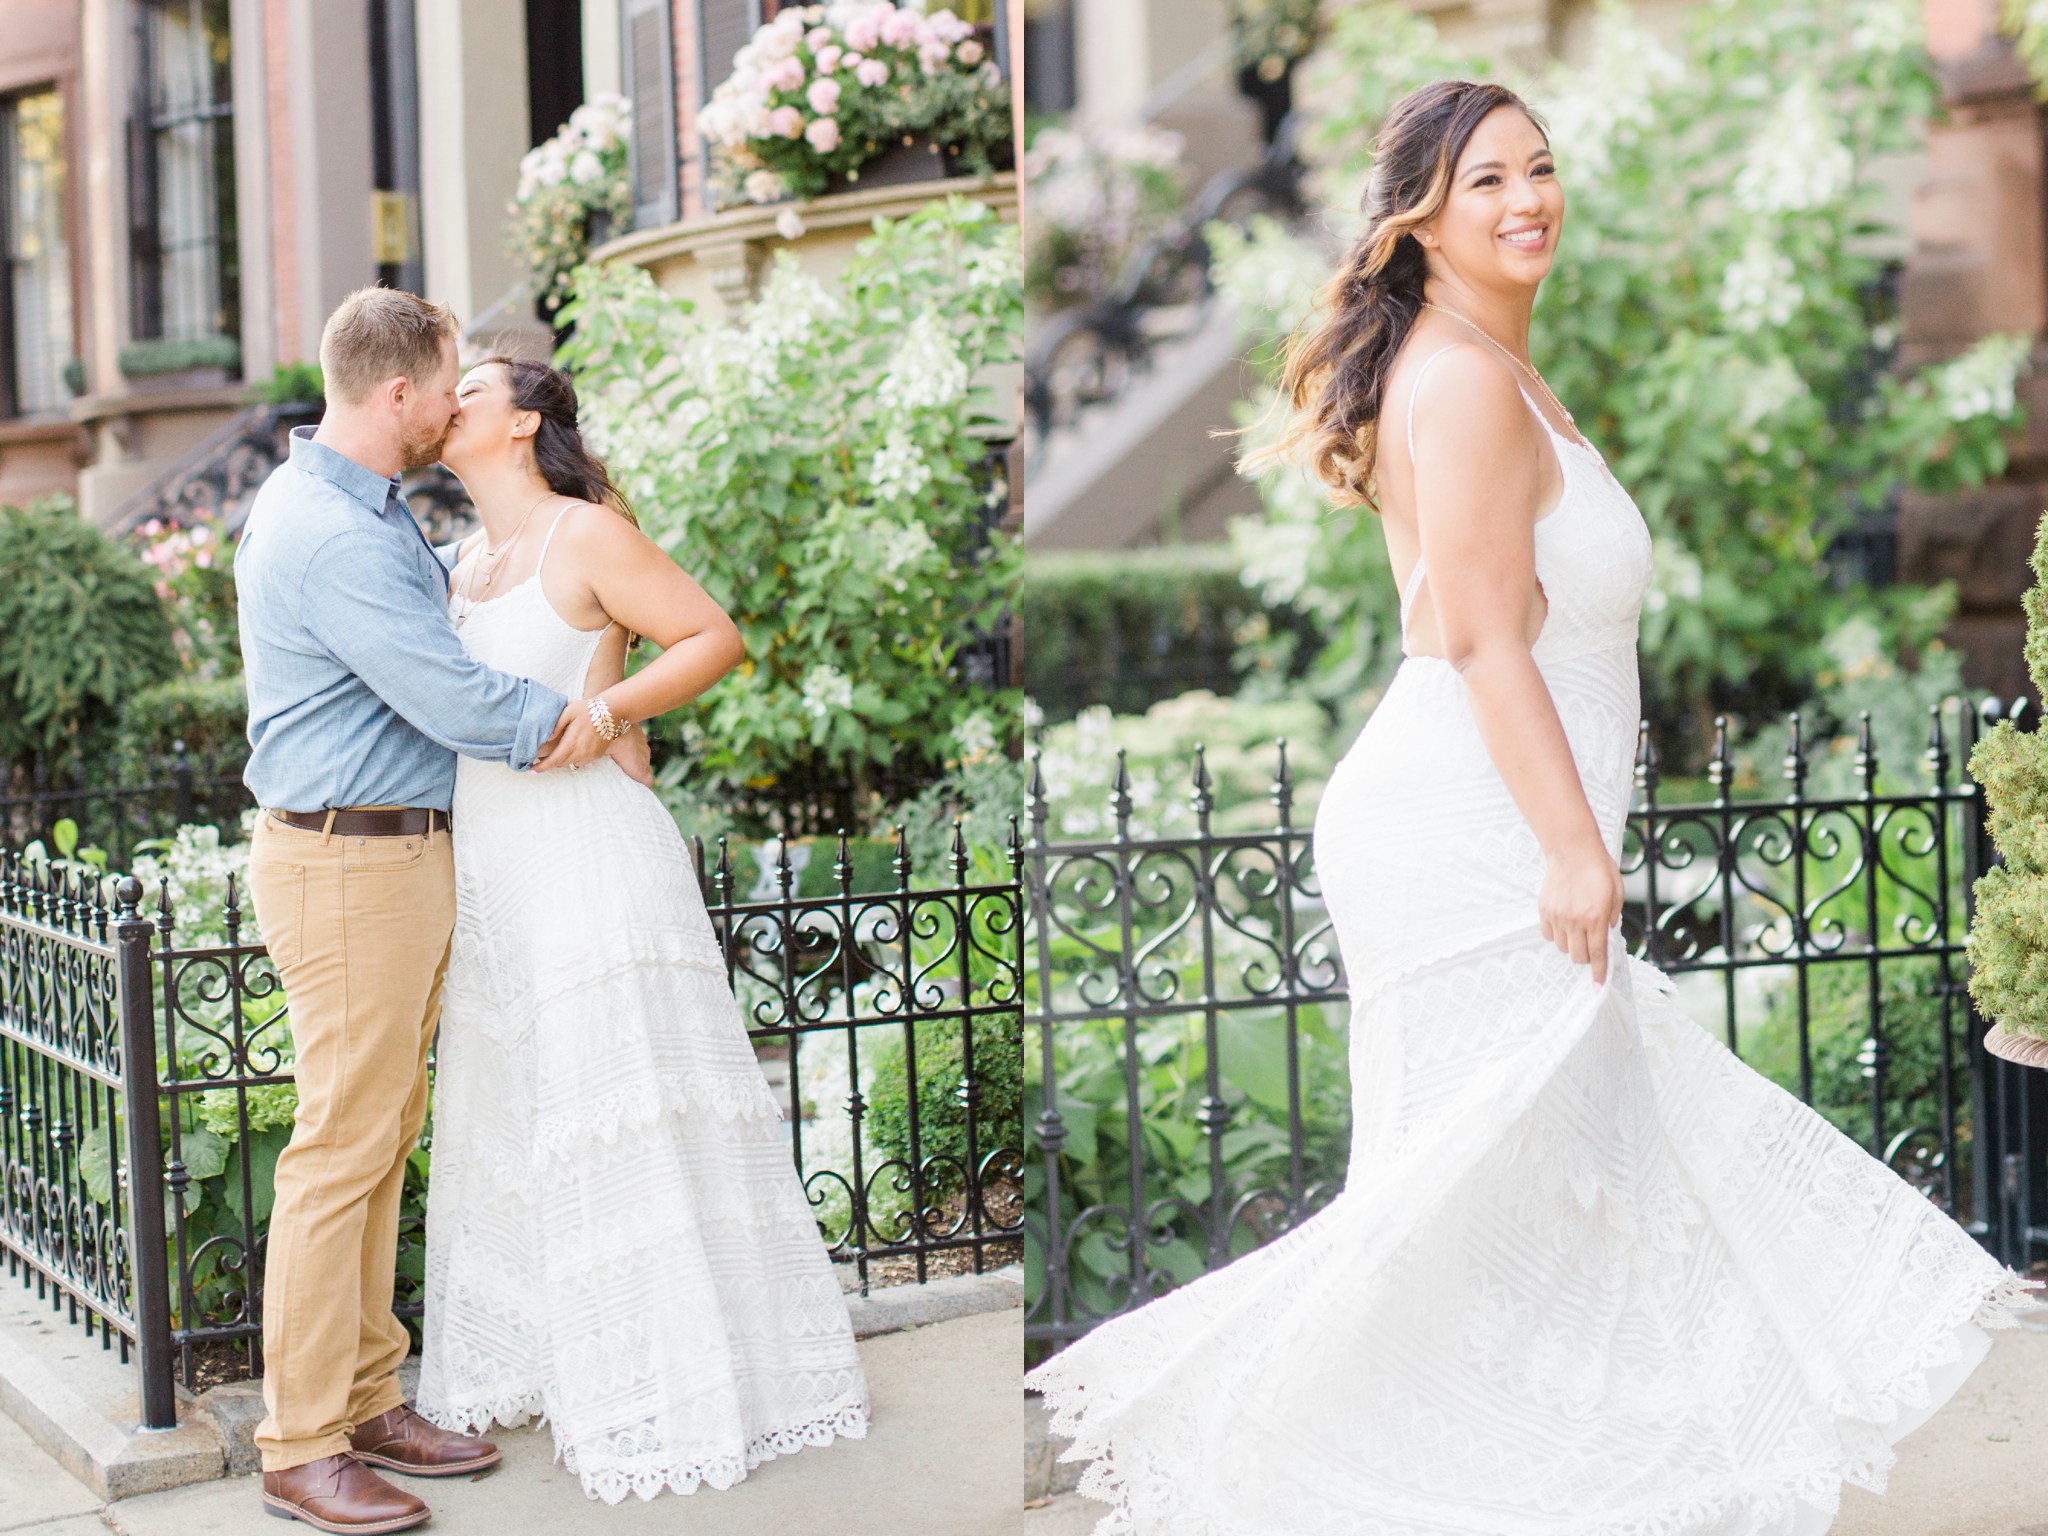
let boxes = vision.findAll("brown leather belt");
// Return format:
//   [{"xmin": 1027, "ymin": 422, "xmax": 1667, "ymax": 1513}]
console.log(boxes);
[{"xmin": 269, "ymin": 807, "xmax": 450, "ymax": 837}]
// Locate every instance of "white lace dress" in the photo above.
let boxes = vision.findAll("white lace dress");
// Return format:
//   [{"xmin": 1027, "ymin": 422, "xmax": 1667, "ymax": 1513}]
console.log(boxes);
[
  {"xmin": 414, "ymin": 514, "xmax": 870, "ymax": 1502},
  {"xmin": 1024, "ymin": 365, "xmax": 2036, "ymax": 1536}
]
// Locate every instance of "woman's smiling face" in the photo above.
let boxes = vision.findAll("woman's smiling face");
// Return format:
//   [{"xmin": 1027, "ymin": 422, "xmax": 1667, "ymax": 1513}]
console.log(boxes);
[{"xmin": 1423, "ymin": 104, "xmax": 1563, "ymax": 288}]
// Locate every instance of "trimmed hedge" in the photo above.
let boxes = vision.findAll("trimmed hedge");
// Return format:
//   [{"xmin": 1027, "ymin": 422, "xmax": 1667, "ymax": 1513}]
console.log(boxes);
[
  {"xmin": 1021, "ymin": 545, "xmax": 1318, "ymax": 723},
  {"xmin": 866, "ymin": 1016, "xmax": 1022, "ymax": 1188},
  {"xmin": 110, "ymin": 674, "xmax": 249, "ymax": 783}
]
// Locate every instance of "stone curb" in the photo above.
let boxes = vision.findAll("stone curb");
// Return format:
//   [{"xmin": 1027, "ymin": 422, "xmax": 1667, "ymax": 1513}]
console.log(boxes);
[
  {"xmin": 1, "ymin": 1269, "xmax": 1023, "ymax": 1501},
  {"xmin": 845, "ymin": 1264, "xmax": 1024, "ymax": 1339},
  {"xmin": 0, "ymin": 1290, "xmax": 222, "ymax": 1501},
  {"xmin": 1023, "ymin": 1390, "xmax": 1081, "ymax": 1505}
]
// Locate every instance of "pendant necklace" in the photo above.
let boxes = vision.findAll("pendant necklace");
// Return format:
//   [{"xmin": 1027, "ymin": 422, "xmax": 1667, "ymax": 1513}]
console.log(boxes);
[{"xmin": 456, "ymin": 489, "xmax": 552, "ymax": 626}]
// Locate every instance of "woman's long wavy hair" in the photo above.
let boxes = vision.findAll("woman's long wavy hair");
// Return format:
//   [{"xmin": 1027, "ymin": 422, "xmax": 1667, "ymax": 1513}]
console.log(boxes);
[
  {"xmin": 1243, "ymin": 80, "xmax": 1546, "ymax": 510},
  {"xmin": 489, "ymin": 355, "xmax": 640, "ymax": 527}
]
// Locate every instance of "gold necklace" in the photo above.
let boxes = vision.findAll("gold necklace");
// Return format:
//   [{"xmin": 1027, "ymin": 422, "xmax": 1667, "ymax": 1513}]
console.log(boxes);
[
  {"xmin": 456, "ymin": 490, "xmax": 552, "ymax": 624},
  {"xmin": 1418, "ymin": 300, "xmax": 1581, "ymax": 438}
]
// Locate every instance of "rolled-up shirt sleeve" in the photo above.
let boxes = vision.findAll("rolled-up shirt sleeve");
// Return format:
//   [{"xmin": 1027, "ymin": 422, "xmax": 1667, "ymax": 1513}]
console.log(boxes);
[{"xmin": 298, "ymin": 529, "xmax": 568, "ymax": 770}]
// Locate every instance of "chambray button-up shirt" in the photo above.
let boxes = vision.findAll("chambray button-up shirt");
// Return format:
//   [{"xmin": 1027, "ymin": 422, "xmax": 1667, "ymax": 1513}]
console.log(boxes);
[{"xmin": 235, "ymin": 428, "xmax": 569, "ymax": 812}]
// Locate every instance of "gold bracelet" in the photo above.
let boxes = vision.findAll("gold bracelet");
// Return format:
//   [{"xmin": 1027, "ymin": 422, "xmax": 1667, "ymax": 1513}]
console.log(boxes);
[{"xmin": 587, "ymin": 695, "xmax": 627, "ymax": 743}]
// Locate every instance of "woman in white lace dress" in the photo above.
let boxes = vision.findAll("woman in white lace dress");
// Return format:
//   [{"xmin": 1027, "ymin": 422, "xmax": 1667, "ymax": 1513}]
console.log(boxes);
[
  {"xmin": 1025, "ymin": 80, "xmax": 2033, "ymax": 1535},
  {"xmin": 413, "ymin": 357, "xmax": 870, "ymax": 1502}
]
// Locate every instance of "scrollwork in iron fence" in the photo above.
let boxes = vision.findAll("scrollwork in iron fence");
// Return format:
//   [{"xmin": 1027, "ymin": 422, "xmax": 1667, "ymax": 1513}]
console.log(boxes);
[
  {"xmin": 2, "ymin": 816, "xmax": 1023, "ymax": 1422},
  {"xmin": 1024, "ymin": 696, "xmax": 2048, "ymax": 1358}
]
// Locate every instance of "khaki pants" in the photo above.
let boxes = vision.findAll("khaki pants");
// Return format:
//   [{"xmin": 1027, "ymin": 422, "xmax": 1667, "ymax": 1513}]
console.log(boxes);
[{"xmin": 244, "ymin": 809, "xmax": 456, "ymax": 1473}]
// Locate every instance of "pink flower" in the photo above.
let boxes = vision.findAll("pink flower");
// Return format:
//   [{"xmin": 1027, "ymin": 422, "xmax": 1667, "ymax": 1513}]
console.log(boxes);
[
  {"xmin": 956, "ymin": 39, "xmax": 984, "ymax": 66},
  {"xmin": 815, "ymin": 43, "xmax": 843, "ymax": 72},
  {"xmin": 804, "ymin": 116, "xmax": 841, "ymax": 152},
  {"xmin": 918, "ymin": 40, "xmax": 951, "ymax": 74},
  {"xmin": 806, "ymin": 77, "xmax": 841, "ymax": 114},
  {"xmin": 766, "ymin": 55, "xmax": 806, "ymax": 92},
  {"xmin": 806, "ymin": 26, "xmax": 834, "ymax": 50},
  {"xmin": 881, "ymin": 10, "xmax": 920, "ymax": 46},
  {"xmin": 844, "ymin": 12, "xmax": 883, "ymax": 51},
  {"xmin": 769, "ymin": 105, "xmax": 805, "ymax": 138},
  {"xmin": 855, "ymin": 57, "xmax": 889, "ymax": 87}
]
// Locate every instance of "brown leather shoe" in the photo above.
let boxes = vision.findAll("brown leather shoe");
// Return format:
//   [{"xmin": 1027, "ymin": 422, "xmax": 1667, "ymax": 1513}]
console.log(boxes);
[
  {"xmin": 348, "ymin": 1404, "xmax": 502, "ymax": 1478},
  {"xmin": 261, "ymin": 1453, "xmax": 429, "ymax": 1533}
]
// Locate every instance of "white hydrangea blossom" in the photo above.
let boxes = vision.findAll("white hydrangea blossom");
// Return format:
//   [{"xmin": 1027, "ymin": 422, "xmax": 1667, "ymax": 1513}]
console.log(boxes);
[
  {"xmin": 965, "ymin": 238, "xmax": 1022, "ymax": 292},
  {"xmin": 869, "ymin": 431, "xmax": 933, "ymax": 501},
  {"xmin": 877, "ymin": 518, "xmax": 938, "ymax": 574},
  {"xmin": 1535, "ymin": 11, "xmax": 1682, "ymax": 180},
  {"xmin": 950, "ymin": 710, "xmax": 998, "ymax": 763},
  {"xmin": 1208, "ymin": 216, "xmax": 1336, "ymax": 330},
  {"xmin": 1731, "ymin": 354, "xmax": 1811, "ymax": 431},
  {"xmin": 1733, "ymin": 76, "xmax": 1854, "ymax": 215},
  {"xmin": 1644, "ymin": 543, "xmax": 1703, "ymax": 616},
  {"xmin": 1849, "ymin": 0, "xmax": 1919, "ymax": 55},
  {"xmin": 877, "ymin": 311, "xmax": 969, "ymax": 412},
  {"xmin": 1718, "ymin": 239, "xmax": 1801, "ymax": 333},
  {"xmin": 800, "ymin": 663, "xmax": 856, "ymax": 719},
  {"xmin": 1933, "ymin": 332, "xmax": 2030, "ymax": 422}
]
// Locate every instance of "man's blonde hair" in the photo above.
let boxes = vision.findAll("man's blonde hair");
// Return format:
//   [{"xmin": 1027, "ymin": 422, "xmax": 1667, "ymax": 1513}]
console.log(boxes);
[{"xmin": 318, "ymin": 287, "xmax": 458, "ymax": 405}]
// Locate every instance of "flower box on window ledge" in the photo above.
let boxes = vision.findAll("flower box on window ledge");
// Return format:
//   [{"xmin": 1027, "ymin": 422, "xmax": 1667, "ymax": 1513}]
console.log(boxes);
[
  {"xmin": 118, "ymin": 335, "xmax": 243, "ymax": 386},
  {"xmin": 697, "ymin": 3, "xmax": 1011, "ymax": 210}
]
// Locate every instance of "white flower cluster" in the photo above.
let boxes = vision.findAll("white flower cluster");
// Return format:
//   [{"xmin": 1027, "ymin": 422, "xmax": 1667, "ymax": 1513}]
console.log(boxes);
[
  {"xmin": 1732, "ymin": 77, "xmax": 1854, "ymax": 215},
  {"xmin": 1848, "ymin": 0, "xmax": 1920, "ymax": 56},
  {"xmin": 1535, "ymin": 11, "xmax": 1682, "ymax": 180},
  {"xmin": 877, "ymin": 517, "xmax": 939, "ymax": 577},
  {"xmin": 800, "ymin": 663, "xmax": 856, "ymax": 718},
  {"xmin": 1025, "ymin": 124, "xmax": 1185, "ymax": 243},
  {"xmin": 1933, "ymin": 332, "xmax": 2031, "ymax": 423},
  {"xmin": 877, "ymin": 311, "xmax": 969, "ymax": 411},
  {"xmin": 1643, "ymin": 543, "xmax": 1703, "ymax": 616},
  {"xmin": 516, "ymin": 92, "xmax": 632, "ymax": 203},
  {"xmin": 869, "ymin": 430, "xmax": 934, "ymax": 502},
  {"xmin": 1718, "ymin": 238, "xmax": 1801, "ymax": 333},
  {"xmin": 696, "ymin": 2, "xmax": 990, "ymax": 203},
  {"xmin": 1208, "ymin": 215, "xmax": 1335, "ymax": 330},
  {"xmin": 951, "ymin": 710, "xmax": 998, "ymax": 762},
  {"xmin": 1730, "ymin": 354, "xmax": 1812, "ymax": 446}
]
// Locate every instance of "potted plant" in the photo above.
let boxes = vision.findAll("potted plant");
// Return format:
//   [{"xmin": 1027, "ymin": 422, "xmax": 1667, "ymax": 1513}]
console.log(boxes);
[
  {"xmin": 1023, "ymin": 123, "xmax": 1187, "ymax": 312},
  {"xmin": 696, "ymin": 1, "xmax": 1012, "ymax": 208},
  {"xmin": 1224, "ymin": 0, "xmax": 1321, "ymax": 141},
  {"xmin": 507, "ymin": 92, "xmax": 634, "ymax": 313}
]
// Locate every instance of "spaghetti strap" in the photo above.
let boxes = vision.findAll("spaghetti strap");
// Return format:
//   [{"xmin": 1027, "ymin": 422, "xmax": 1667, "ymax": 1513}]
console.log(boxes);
[
  {"xmin": 533, "ymin": 502, "xmax": 576, "ymax": 580},
  {"xmin": 1404, "ymin": 345, "xmax": 1464, "ymax": 466}
]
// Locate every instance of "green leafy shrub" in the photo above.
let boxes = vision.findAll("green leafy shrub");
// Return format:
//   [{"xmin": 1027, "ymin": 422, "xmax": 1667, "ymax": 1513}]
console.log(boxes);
[
  {"xmin": 560, "ymin": 196, "xmax": 1022, "ymax": 836},
  {"xmin": 1215, "ymin": 0, "xmax": 2021, "ymax": 746},
  {"xmin": 118, "ymin": 336, "xmax": 241, "ymax": 378},
  {"xmin": 245, "ymin": 361, "xmax": 324, "ymax": 406},
  {"xmin": 1024, "ymin": 546, "xmax": 1320, "ymax": 724},
  {"xmin": 867, "ymin": 1015, "xmax": 1022, "ymax": 1188},
  {"xmin": 0, "ymin": 497, "xmax": 180, "ymax": 789},
  {"xmin": 111, "ymin": 674, "xmax": 248, "ymax": 781}
]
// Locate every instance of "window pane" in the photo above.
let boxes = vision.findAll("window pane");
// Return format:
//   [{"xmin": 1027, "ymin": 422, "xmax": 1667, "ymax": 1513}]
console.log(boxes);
[
  {"xmin": 4, "ymin": 90, "xmax": 72, "ymax": 415},
  {"xmin": 146, "ymin": 0, "xmax": 237, "ymax": 345}
]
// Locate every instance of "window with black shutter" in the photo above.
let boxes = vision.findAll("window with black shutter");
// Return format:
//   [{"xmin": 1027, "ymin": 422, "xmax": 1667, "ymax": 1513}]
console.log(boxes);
[{"xmin": 622, "ymin": 0, "xmax": 678, "ymax": 229}]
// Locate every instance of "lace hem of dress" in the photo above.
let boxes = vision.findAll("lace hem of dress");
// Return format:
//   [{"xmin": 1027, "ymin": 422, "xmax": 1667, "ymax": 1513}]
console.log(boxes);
[
  {"xmin": 429, "ymin": 1390, "xmax": 871, "ymax": 1505},
  {"xmin": 1029, "ymin": 1269, "xmax": 2036, "ymax": 1536}
]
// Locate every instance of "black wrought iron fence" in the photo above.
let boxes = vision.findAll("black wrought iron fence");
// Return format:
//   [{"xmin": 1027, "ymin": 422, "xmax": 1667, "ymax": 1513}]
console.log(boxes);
[
  {"xmin": 0, "ymin": 743, "xmax": 251, "ymax": 871},
  {"xmin": 1024, "ymin": 696, "xmax": 2048, "ymax": 1357},
  {"xmin": 3, "ymin": 823, "xmax": 1023, "ymax": 1428}
]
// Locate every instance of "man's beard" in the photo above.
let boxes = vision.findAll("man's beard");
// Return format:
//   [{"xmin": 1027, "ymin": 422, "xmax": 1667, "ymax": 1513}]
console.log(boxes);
[{"xmin": 398, "ymin": 416, "xmax": 451, "ymax": 470}]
